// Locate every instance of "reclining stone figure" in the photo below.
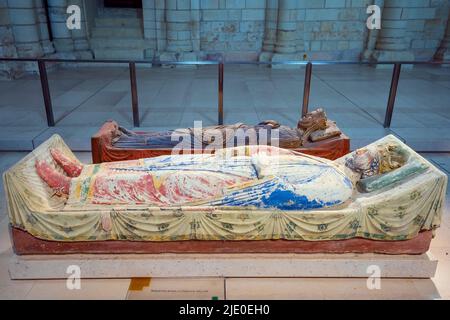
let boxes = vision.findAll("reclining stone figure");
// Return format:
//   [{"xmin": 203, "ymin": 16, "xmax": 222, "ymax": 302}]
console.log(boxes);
[
  {"xmin": 4, "ymin": 134, "xmax": 446, "ymax": 251},
  {"xmin": 112, "ymin": 108, "xmax": 342, "ymax": 150},
  {"xmin": 36, "ymin": 142, "xmax": 408, "ymax": 211}
]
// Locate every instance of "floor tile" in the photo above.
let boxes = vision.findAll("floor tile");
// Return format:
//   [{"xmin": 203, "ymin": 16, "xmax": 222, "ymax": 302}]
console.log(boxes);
[
  {"xmin": 225, "ymin": 278, "xmax": 439, "ymax": 300},
  {"xmin": 0, "ymin": 64, "xmax": 449, "ymax": 152},
  {"xmin": 33, "ymin": 126, "xmax": 102, "ymax": 151},
  {"xmin": 0, "ymin": 249, "xmax": 35, "ymax": 298},
  {"xmin": 25, "ymin": 279, "xmax": 130, "ymax": 300},
  {"xmin": 432, "ymin": 258, "xmax": 450, "ymax": 299}
]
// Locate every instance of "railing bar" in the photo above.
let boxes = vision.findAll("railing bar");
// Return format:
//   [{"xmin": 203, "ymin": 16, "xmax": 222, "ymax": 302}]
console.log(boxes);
[
  {"xmin": 37, "ymin": 60, "xmax": 55, "ymax": 127},
  {"xmin": 1, "ymin": 58, "xmax": 447, "ymax": 131},
  {"xmin": 1, "ymin": 57, "xmax": 450, "ymax": 66},
  {"xmin": 384, "ymin": 63, "xmax": 402, "ymax": 128},
  {"xmin": 129, "ymin": 62, "xmax": 140, "ymax": 127},
  {"xmin": 302, "ymin": 62, "xmax": 313, "ymax": 117},
  {"xmin": 218, "ymin": 62, "xmax": 224, "ymax": 125}
]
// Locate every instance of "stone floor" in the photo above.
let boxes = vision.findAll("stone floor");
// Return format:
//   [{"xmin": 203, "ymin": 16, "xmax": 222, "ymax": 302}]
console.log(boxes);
[
  {"xmin": 0, "ymin": 64, "xmax": 449, "ymax": 151},
  {"xmin": 0, "ymin": 63, "xmax": 449, "ymax": 299},
  {"xmin": 0, "ymin": 150, "xmax": 449, "ymax": 299}
]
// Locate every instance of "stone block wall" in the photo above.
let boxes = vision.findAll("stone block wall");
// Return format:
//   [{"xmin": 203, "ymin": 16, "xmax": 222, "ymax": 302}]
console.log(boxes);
[
  {"xmin": 302, "ymin": 0, "xmax": 372, "ymax": 60},
  {"xmin": 199, "ymin": 0, "xmax": 266, "ymax": 60},
  {"xmin": 0, "ymin": 0, "xmax": 93, "ymax": 78},
  {"xmin": 0, "ymin": 0, "xmax": 17, "ymax": 57},
  {"xmin": 1, "ymin": 0, "xmax": 450, "ymax": 77},
  {"xmin": 0, "ymin": 0, "xmax": 18, "ymax": 78},
  {"xmin": 401, "ymin": 0, "xmax": 449, "ymax": 60},
  {"xmin": 141, "ymin": 0, "xmax": 449, "ymax": 62}
]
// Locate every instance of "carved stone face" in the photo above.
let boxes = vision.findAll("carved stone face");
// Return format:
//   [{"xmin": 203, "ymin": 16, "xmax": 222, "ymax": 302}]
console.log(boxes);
[
  {"xmin": 353, "ymin": 149, "xmax": 374, "ymax": 170},
  {"xmin": 298, "ymin": 108, "xmax": 327, "ymax": 130},
  {"xmin": 346, "ymin": 144, "xmax": 407, "ymax": 179},
  {"xmin": 345, "ymin": 147, "xmax": 380, "ymax": 179}
]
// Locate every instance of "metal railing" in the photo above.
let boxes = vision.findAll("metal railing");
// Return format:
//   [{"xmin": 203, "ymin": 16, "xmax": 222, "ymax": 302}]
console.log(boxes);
[{"xmin": 1, "ymin": 57, "xmax": 449, "ymax": 128}]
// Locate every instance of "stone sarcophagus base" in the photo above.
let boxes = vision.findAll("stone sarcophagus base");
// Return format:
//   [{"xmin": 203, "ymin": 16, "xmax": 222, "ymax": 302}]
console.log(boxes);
[{"xmin": 11, "ymin": 227, "xmax": 433, "ymax": 256}]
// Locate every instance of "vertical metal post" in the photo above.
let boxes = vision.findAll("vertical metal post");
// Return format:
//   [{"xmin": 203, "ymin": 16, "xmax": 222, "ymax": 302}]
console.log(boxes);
[
  {"xmin": 38, "ymin": 60, "xmax": 55, "ymax": 127},
  {"xmin": 129, "ymin": 62, "xmax": 140, "ymax": 127},
  {"xmin": 384, "ymin": 63, "xmax": 402, "ymax": 128},
  {"xmin": 302, "ymin": 62, "xmax": 312, "ymax": 117},
  {"xmin": 218, "ymin": 62, "xmax": 224, "ymax": 125}
]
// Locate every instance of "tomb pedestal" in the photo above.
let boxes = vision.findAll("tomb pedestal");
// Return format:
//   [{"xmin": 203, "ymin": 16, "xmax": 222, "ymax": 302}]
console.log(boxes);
[{"xmin": 9, "ymin": 252, "xmax": 438, "ymax": 280}]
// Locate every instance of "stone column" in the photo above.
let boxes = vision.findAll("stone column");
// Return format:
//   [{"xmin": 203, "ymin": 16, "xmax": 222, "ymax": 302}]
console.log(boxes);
[
  {"xmin": 165, "ymin": 0, "xmax": 191, "ymax": 51},
  {"xmin": 0, "ymin": 2, "xmax": 20, "ymax": 79},
  {"xmin": 160, "ymin": 0, "xmax": 197, "ymax": 61},
  {"xmin": 142, "ymin": 0, "xmax": 157, "ymax": 59},
  {"xmin": 271, "ymin": 0, "xmax": 303, "ymax": 65},
  {"xmin": 35, "ymin": 0, "xmax": 55, "ymax": 55},
  {"xmin": 47, "ymin": 0, "xmax": 75, "ymax": 54},
  {"xmin": 434, "ymin": 12, "xmax": 450, "ymax": 62},
  {"xmin": 69, "ymin": 0, "xmax": 92, "ymax": 58},
  {"xmin": 154, "ymin": 0, "xmax": 167, "ymax": 54},
  {"xmin": 190, "ymin": 0, "xmax": 200, "ymax": 53},
  {"xmin": 259, "ymin": 0, "xmax": 278, "ymax": 62},
  {"xmin": 369, "ymin": 0, "xmax": 414, "ymax": 65},
  {"xmin": 363, "ymin": 0, "xmax": 383, "ymax": 61},
  {"xmin": 7, "ymin": 0, "xmax": 44, "ymax": 58},
  {"xmin": 274, "ymin": 0, "xmax": 297, "ymax": 54}
]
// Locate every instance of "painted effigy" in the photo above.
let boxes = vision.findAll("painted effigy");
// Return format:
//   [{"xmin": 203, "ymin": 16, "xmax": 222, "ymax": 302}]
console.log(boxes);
[
  {"xmin": 38, "ymin": 146, "xmax": 352, "ymax": 211},
  {"xmin": 114, "ymin": 108, "xmax": 341, "ymax": 150},
  {"xmin": 91, "ymin": 108, "xmax": 350, "ymax": 163},
  {"xmin": 3, "ymin": 134, "xmax": 447, "ymax": 244}
]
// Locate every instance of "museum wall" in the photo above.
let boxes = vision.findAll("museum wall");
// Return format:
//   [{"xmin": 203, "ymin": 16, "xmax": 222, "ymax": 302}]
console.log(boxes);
[
  {"xmin": 0, "ymin": 0, "xmax": 92, "ymax": 78},
  {"xmin": 140, "ymin": 0, "xmax": 449, "ymax": 62},
  {"xmin": 1, "ymin": 0, "xmax": 450, "ymax": 78},
  {"xmin": 0, "ymin": 0, "xmax": 18, "ymax": 78}
]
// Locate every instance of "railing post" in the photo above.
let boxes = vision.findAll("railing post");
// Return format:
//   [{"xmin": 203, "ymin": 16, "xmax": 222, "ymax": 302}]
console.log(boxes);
[
  {"xmin": 302, "ymin": 62, "xmax": 312, "ymax": 117},
  {"xmin": 129, "ymin": 61, "xmax": 140, "ymax": 127},
  {"xmin": 218, "ymin": 62, "xmax": 224, "ymax": 125},
  {"xmin": 38, "ymin": 59, "xmax": 55, "ymax": 127},
  {"xmin": 384, "ymin": 63, "xmax": 402, "ymax": 128}
]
